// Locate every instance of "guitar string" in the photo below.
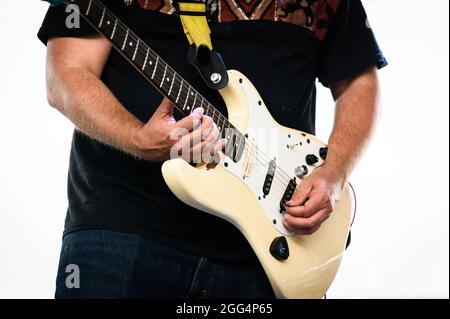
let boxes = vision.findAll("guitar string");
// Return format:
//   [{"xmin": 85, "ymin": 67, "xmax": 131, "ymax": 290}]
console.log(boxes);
[
  {"xmin": 81, "ymin": 1, "xmax": 298, "ymax": 191},
  {"xmin": 71, "ymin": 2, "xmax": 300, "ymax": 209},
  {"xmin": 82, "ymin": 0, "xmax": 296, "ymax": 185},
  {"xmin": 81, "ymin": 0, "xmax": 304, "ymax": 190},
  {"xmin": 82, "ymin": 0, "xmax": 298, "ymax": 191},
  {"xmin": 72, "ymin": 0, "xmax": 294, "ymax": 184},
  {"xmin": 84, "ymin": 1, "xmax": 304, "ymax": 197},
  {"xmin": 107, "ymin": 19, "xmax": 297, "ymax": 188},
  {"xmin": 108, "ymin": 28, "xmax": 296, "ymax": 189}
]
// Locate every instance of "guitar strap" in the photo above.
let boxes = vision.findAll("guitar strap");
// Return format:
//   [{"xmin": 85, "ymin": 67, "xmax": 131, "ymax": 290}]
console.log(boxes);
[
  {"xmin": 173, "ymin": 0, "xmax": 229, "ymax": 90},
  {"xmin": 174, "ymin": 0, "xmax": 212, "ymax": 51},
  {"xmin": 174, "ymin": 0, "xmax": 354, "ymax": 250}
]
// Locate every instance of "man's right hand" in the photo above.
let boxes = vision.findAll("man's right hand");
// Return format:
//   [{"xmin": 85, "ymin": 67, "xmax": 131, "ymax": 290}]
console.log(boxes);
[{"xmin": 133, "ymin": 98, "xmax": 227, "ymax": 162}]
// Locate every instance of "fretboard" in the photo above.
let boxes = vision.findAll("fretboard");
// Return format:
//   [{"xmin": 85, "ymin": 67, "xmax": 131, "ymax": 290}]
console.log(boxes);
[{"xmin": 65, "ymin": 0, "xmax": 245, "ymax": 161}]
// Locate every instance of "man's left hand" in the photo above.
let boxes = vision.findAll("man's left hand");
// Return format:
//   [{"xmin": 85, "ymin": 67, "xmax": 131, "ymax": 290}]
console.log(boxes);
[{"xmin": 283, "ymin": 166, "xmax": 345, "ymax": 235}]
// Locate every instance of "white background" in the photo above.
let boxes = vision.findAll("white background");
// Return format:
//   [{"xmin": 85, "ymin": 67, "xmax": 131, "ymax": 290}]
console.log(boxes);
[{"xmin": 0, "ymin": 0, "xmax": 448, "ymax": 298}]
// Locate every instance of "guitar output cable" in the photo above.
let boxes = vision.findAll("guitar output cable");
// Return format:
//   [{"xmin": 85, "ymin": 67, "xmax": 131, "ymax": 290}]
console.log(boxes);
[{"xmin": 349, "ymin": 182, "xmax": 357, "ymax": 227}]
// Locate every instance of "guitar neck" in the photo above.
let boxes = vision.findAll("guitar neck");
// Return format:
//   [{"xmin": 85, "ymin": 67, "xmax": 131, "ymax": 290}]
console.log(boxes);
[
  {"xmin": 64, "ymin": 0, "xmax": 245, "ymax": 162},
  {"xmin": 67, "ymin": 0, "xmax": 228, "ymax": 125}
]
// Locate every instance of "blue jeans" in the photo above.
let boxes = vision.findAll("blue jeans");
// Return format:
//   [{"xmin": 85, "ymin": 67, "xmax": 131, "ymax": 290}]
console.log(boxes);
[{"xmin": 55, "ymin": 230, "xmax": 275, "ymax": 299}]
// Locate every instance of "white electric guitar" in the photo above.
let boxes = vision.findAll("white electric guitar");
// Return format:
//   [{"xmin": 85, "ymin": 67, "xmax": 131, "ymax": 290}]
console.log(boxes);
[{"xmin": 44, "ymin": 0, "xmax": 353, "ymax": 298}]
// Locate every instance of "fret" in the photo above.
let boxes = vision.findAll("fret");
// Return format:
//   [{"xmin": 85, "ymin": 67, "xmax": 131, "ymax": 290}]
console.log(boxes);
[
  {"xmin": 216, "ymin": 112, "xmax": 225, "ymax": 134},
  {"xmin": 217, "ymin": 115, "xmax": 224, "ymax": 135},
  {"xmin": 175, "ymin": 80, "xmax": 183, "ymax": 104},
  {"xmin": 90, "ymin": 6, "xmax": 112, "ymax": 41},
  {"xmin": 160, "ymin": 67, "xmax": 169, "ymax": 91},
  {"xmin": 132, "ymin": 39, "xmax": 140, "ymax": 61},
  {"xmin": 121, "ymin": 29, "xmax": 129, "ymax": 51},
  {"xmin": 218, "ymin": 115, "xmax": 225, "ymax": 129},
  {"xmin": 168, "ymin": 74, "xmax": 176, "ymax": 96},
  {"xmin": 142, "ymin": 47, "xmax": 149, "ymax": 71},
  {"xmin": 165, "ymin": 68, "xmax": 175, "ymax": 93},
  {"xmin": 207, "ymin": 104, "xmax": 216, "ymax": 125},
  {"xmin": 221, "ymin": 117, "xmax": 228, "ymax": 134},
  {"xmin": 70, "ymin": 0, "xmax": 245, "ymax": 162},
  {"xmin": 183, "ymin": 86, "xmax": 191, "ymax": 111},
  {"xmin": 215, "ymin": 111, "xmax": 223, "ymax": 130},
  {"xmin": 151, "ymin": 56, "xmax": 159, "ymax": 79},
  {"xmin": 192, "ymin": 93, "xmax": 198, "ymax": 110},
  {"xmin": 209, "ymin": 104, "xmax": 215, "ymax": 119},
  {"xmin": 220, "ymin": 116, "xmax": 227, "ymax": 132},
  {"xmin": 205, "ymin": 103, "xmax": 214, "ymax": 118},
  {"xmin": 160, "ymin": 64, "xmax": 167, "ymax": 88},
  {"xmin": 98, "ymin": 7, "xmax": 105, "ymax": 27},
  {"xmin": 198, "ymin": 97, "xmax": 204, "ymax": 109},
  {"xmin": 188, "ymin": 90, "xmax": 197, "ymax": 112},
  {"xmin": 211, "ymin": 104, "xmax": 216, "ymax": 118},
  {"xmin": 85, "ymin": 0, "xmax": 92, "ymax": 15},
  {"xmin": 73, "ymin": 0, "xmax": 242, "ymax": 156},
  {"xmin": 123, "ymin": 35, "xmax": 139, "ymax": 64},
  {"xmin": 187, "ymin": 91, "xmax": 196, "ymax": 113},
  {"xmin": 110, "ymin": 19, "xmax": 118, "ymax": 39}
]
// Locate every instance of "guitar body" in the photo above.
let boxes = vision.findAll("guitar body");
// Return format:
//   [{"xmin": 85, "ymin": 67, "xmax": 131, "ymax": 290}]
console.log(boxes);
[
  {"xmin": 40, "ymin": 0, "xmax": 352, "ymax": 298},
  {"xmin": 162, "ymin": 70, "xmax": 352, "ymax": 299}
]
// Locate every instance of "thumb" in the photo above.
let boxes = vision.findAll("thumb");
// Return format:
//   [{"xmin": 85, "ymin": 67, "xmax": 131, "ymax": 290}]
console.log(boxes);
[
  {"xmin": 154, "ymin": 98, "xmax": 174, "ymax": 118},
  {"xmin": 286, "ymin": 180, "xmax": 312, "ymax": 207}
]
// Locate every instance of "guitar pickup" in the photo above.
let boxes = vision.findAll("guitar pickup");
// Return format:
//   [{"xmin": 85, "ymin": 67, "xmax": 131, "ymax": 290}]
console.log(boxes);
[
  {"xmin": 280, "ymin": 178, "xmax": 297, "ymax": 212},
  {"xmin": 224, "ymin": 128, "xmax": 246, "ymax": 163},
  {"xmin": 262, "ymin": 160, "xmax": 277, "ymax": 196}
]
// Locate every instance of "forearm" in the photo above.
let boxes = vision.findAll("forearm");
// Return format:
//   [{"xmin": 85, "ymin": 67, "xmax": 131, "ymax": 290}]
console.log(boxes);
[
  {"xmin": 325, "ymin": 68, "xmax": 380, "ymax": 180},
  {"xmin": 284, "ymin": 68, "xmax": 380, "ymax": 233},
  {"xmin": 47, "ymin": 66, "xmax": 143, "ymax": 156}
]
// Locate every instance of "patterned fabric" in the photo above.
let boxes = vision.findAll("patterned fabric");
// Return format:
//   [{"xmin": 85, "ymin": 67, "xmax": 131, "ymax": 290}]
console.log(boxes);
[{"xmin": 129, "ymin": 0, "xmax": 340, "ymax": 40}]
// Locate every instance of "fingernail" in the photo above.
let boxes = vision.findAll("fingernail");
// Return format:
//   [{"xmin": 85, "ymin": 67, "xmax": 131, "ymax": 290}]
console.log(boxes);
[
  {"xmin": 193, "ymin": 107, "xmax": 204, "ymax": 115},
  {"xmin": 191, "ymin": 109, "xmax": 203, "ymax": 120}
]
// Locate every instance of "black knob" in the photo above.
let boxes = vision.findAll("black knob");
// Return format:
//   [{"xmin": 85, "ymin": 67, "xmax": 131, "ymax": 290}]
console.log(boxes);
[
  {"xmin": 305, "ymin": 154, "xmax": 319, "ymax": 166},
  {"xmin": 319, "ymin": 147, "xmax": 328, "ymax": 160},
  {"xmin": 270, "ymin": 236, "xmax": 290, "ymax": 261}
]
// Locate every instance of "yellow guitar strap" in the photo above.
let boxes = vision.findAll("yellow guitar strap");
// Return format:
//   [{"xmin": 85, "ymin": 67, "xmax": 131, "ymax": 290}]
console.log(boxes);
[
  {"xmin": 175, "ymin": 0, "xmax": 212, "ymax": 51},
  {"xmin": 174, "ymin": 0, "xmax": 228, "ymax": 89}
]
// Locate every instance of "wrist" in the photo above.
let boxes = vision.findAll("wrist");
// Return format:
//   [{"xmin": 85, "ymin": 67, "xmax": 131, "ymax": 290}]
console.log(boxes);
[
  {"xmin": 127, "ymin": 121, "xmax": 147, "ymax": 158},
  {"xmin": 317, "ymin": 163, "xmax": 348, "ymax": 187}
]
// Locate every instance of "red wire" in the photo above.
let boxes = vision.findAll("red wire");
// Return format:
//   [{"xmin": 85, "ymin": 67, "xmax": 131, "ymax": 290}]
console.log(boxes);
[{"xmin": 349, "ymin": 182, "xmax": 357, "ymax": 227}]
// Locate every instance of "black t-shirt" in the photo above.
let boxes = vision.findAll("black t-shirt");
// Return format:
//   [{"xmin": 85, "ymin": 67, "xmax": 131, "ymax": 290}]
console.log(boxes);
[{"xmin": 38, "ymin": 0, "xmax": 386, "ymax": 259}]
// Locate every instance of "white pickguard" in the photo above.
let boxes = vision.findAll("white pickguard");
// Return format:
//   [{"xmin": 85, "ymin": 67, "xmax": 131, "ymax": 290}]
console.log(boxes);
[
  {"xmin": 222, "ymin": 75, "xmax": 326, "ymax": 235},
  {"xmin": 162, "ymin": 70, "xmax": 352, "ymax": 298}
]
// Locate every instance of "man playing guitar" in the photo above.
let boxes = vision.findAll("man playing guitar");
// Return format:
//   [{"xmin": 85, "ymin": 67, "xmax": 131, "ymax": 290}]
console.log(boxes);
[{"xmin": 38, "ymin": 0, "xmax": 386, "ymax": 298}]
